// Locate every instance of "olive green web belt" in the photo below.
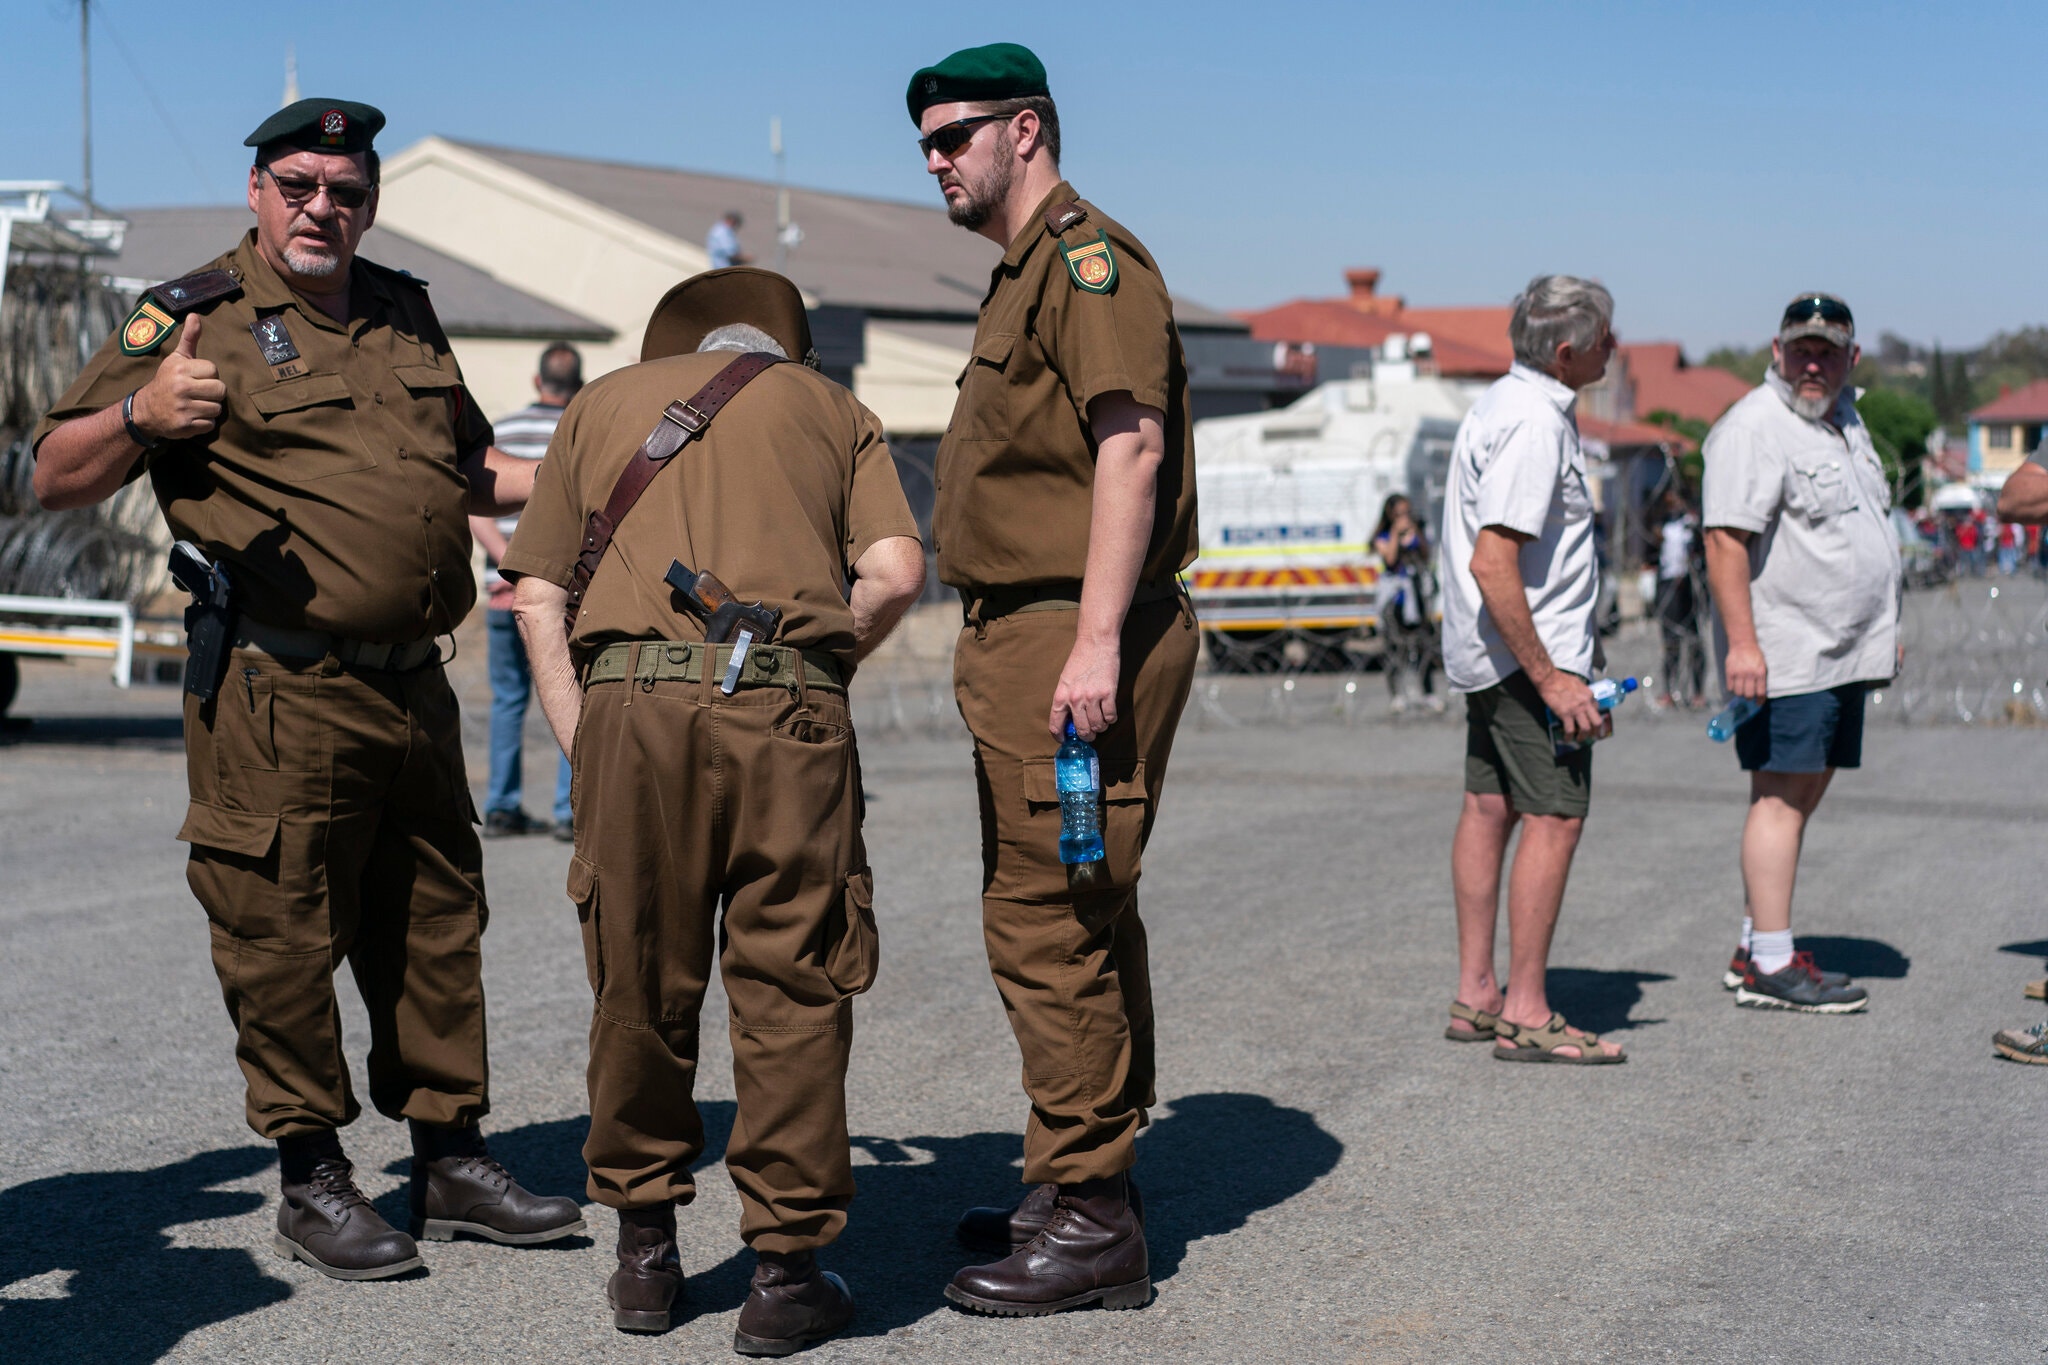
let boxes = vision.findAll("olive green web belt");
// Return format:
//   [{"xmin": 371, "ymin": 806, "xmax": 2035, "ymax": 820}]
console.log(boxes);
[
  {"xmin": 581, "ymin": 639, "xmax": 845, "ymax": 693},
  {"xmin": 959, "ymin": 577, "xmax": 1184, "ymax": 624}
]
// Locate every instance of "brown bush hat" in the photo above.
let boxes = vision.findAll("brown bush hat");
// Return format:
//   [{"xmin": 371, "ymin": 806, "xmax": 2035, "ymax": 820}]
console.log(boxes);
[{"xmin": 641, "ymin": 267, "xmax": 815, "ymax": 366}]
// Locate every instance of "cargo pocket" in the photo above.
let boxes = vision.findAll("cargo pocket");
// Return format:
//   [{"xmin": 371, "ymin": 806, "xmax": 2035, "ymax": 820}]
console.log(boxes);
[
  {"xmin": 178, "ymin": 801, "xmax": 281, "ymax": 859},
  {"xmin": 823, "ymin": 867, "xmax": 879, "ymax": 998},
  {"xmin": 568, "ymin": 855, "xmax": 604, "ymax": 999},
  {"xmin": 1021, "ymin": 755, "xmax": 1149, "ymax": 895}
]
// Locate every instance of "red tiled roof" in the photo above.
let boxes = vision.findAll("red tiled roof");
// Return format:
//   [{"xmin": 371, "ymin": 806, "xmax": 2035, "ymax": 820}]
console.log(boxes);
[
  {"xmin": 1237, "ymin": 298, "xmax": 1512, "ymax": 377},
  {"xmin": 1579, "ymin": 414, "xmax": 1695, "ymax": 453},
  {"xmin": 1971, "ymin": 379, "xmax": 2048, "ymax": 423},
  {"xmin": 1620, "ymin": 342, "xmax": 1751, "ymax": 425}
]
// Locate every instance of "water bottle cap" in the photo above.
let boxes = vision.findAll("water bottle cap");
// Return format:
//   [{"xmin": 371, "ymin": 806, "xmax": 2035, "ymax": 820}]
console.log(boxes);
[
  {"xmin": 1621, "ymin": 677, "xmax": 1639, "ymax": 693},
  {"xmin": 1064, "ymin": 718, "xmax": 1077, "ymax": 739}
]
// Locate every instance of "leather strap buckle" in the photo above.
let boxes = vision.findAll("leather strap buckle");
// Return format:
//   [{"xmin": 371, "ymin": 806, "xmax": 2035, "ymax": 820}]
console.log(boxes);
[{"xmin": 664, "ymin": 398, "xmax": 710, "ymax": 436}]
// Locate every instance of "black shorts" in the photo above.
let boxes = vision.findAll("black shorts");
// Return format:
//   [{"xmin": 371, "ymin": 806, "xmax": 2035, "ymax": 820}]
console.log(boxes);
[{"xmin": 1735, "ymin": 682, "xmax": 1868, "ymax": 773}]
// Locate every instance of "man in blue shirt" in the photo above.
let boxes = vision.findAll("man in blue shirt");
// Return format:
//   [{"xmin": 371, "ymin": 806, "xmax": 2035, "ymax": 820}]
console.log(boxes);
[{"xmin": 706, "ymin": 211, "xmax": 750, "ymax": 269}]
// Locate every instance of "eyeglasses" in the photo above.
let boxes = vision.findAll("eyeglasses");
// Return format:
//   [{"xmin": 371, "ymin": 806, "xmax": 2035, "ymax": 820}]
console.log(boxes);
[
  {"xmin": 918, "ymin": 114, "xmax": 1007, "ymax": 159},
  {"xmin": 261, "ymin": 166, "xmax": 373, "ymax": 210},
  {"xmin": 1781, "ymin": 295, "xmax": 1853, "ymax": 330}
]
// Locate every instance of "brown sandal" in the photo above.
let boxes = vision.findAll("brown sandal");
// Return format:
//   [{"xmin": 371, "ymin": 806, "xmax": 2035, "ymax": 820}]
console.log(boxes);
[
  {"xmin": 1492, "ymin": 1013, "xmax": 1626, "ymax": 1065},
  {"xmin": 1445, "ymin": 1000, "xmax": 1501, "ymax": 1042},
  {"xmin": 2025, "ymin": 980, "xmax": 2045, "ymax": 1003}
]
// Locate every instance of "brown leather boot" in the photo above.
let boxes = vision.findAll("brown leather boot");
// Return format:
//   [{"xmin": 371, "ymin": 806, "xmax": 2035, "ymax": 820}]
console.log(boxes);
[
  {"xmin": 408, "ymin": 1120, "xmax": 586, "ymax": 1245},
  {"xmin": 733, "ymin": 1250, "xmax": 855, "ymax": 1357},
  {"xmin": 272, "ymin": 1130, "xmax": 423, "ymax": 1280},
  {"xmin": 944, "ymin": 1173, "xmax": 1150, "ymax": 1316},
  {"xmin": 608, "ymin": 1204, "xmax": 682, "ymax": 1333},
  {"xmin": 956, "ymin": 1177, "xmax": 1145, "ymax": 1254}
]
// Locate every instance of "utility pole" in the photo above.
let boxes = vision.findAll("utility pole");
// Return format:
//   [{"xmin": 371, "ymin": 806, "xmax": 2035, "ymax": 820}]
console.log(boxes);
[
  {"xmin": 79, "ymin": 0, "xmax": 93, "ymax": 210},
  {"xmin": 771, "ymin": 116, "xmax": 788, "ymax": 276}
]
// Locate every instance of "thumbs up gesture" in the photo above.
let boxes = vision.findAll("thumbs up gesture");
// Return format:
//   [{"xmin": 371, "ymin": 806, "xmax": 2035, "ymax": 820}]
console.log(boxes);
[{"xmin": 132, "ymin": 314, "xmax": 228, "ymax": 442}]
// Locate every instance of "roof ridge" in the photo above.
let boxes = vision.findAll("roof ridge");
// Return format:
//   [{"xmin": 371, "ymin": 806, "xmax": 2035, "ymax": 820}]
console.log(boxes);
[{"xmin": 443, "ymin": 138, "xmax": 950, "ymax": 217}]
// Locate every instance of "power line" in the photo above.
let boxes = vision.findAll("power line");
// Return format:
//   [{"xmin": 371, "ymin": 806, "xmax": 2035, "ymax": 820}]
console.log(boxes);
[{"xmin": 90, "ymin": 1, "xmax": 224, "ymax": 201}]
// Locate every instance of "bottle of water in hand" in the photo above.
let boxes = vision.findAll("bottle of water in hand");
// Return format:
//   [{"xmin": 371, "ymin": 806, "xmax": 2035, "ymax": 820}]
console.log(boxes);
[
  {"xmin": 1707, "ymin": 697, "xmax": 1763, "ymax": 742},
  {"xmin": 1056, "ymin": 719, "xmax": 1105, "ymax": 866},
  {"xmin": 1590, "ymin": 677, "xmax": 1639, "ymax": 711}
]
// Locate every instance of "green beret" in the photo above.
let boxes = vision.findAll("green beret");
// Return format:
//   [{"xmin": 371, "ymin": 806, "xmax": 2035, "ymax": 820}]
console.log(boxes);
[
  {"xmin": 244, "ymin": 98, "xmax": 386, "ymax": 156},
  {"xmin": 906, "ymin": 43, "xmax": 1049, "ymax": 123}
]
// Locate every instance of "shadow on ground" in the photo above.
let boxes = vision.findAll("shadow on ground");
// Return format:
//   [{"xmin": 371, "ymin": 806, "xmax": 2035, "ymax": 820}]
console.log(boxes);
[
  {"xmin": 0, "ymin": 1144, "xmax": 291, "ymax": 1365},
  {"xmin": 1545, "ymin": 968, "xmax": 1674, "ymax": 1034},
  {"xmin": 0, "ymin": 715, "xmax": 184, "ymax": 749},
  {"xmin": 1998, "ymin": 938, "xmax": 2048, "ymax": 965},
  {"xmin": 1799, "ymin": 936, "xmax": 1910, "ymax": 979},
  {"xmin": 531, "ymin": 1091, "xmax": 1340, "ymax": 1339}
]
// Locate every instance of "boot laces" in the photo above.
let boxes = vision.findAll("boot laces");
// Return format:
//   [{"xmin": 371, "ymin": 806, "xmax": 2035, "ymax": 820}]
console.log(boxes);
[{"xmin": 305, "ymin": 1158, "xmax": 371, "ymax": 1214}]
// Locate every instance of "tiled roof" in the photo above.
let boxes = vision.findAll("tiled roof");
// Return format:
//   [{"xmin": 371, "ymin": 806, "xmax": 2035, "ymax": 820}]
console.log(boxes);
[
  {"xmin": 1236, "ymin": 298, "xmax": 1509, "ymax": 376},
  {"xmin": 449, "ymin": 141, "xmax": 1244, "ymax": 330},
  {"xmin": 1970, "ymin": 379, "xmax": 2048, "ymax": 423},
  {"xmin": 99, "ymin": 206, "xmax": 613, "ymax": 340},
  {"xmin": 1621, "ymin": 342, "xmax": 1751, "ymax": 424},
  {"xmin": 1579, "ymin": 413, "xmax": 1694, "ymax": 453}
]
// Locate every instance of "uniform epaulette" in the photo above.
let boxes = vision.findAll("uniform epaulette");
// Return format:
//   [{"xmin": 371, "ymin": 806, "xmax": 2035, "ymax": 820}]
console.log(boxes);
[
  {"xmin": 120, "ymin": 268, "xmax": 241, "ymax": 356},
  {"xmin": 1043, "ymin": 199, "xmax": 1088, "ymax": 236}
]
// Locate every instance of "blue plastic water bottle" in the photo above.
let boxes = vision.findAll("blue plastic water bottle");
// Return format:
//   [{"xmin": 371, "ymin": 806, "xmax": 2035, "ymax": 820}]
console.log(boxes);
[
  {"xmin": 1590, "ymin": 677, "xmax": 1639, "ymax": 711},
  {"xmin": 1707, "ymin": 696, "xmax": 1763, "ymax": 742},
  {"xmin": 1056, "ymin": 720, "xmax": 1105, "ymax": 866}
]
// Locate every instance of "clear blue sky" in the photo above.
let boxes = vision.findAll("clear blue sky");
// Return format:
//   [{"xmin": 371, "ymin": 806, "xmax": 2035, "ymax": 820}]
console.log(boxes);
[{"xmin": 5, "ymin": 0, "xmax": 2041, "ymax": 354}]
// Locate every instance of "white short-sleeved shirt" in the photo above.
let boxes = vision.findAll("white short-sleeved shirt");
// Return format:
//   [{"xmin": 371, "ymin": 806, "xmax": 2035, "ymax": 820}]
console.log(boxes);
[
  {"xmin": 1701, "ymin": 371, "xmax": 1900, "ymax": 696},
  {"xmin": 1439, "ymin": 364, "xmax": 1599, "ymax": 693}
]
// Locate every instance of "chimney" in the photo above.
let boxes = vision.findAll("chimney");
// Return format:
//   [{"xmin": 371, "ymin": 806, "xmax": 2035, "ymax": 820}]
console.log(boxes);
[{"xmin": 1342, "ymin": 267, "xmax": 1403, "ymax": 317}]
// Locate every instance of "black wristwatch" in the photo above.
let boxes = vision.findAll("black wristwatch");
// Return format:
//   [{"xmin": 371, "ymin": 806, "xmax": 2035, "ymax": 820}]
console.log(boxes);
[{"xmin": 122, "ymin": 391, "xmax": 161, "ymax": 450}]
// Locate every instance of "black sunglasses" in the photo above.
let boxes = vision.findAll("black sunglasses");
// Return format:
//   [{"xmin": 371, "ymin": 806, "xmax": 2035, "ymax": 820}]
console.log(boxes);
[
  {"xmin": 261, "ymin": 166, "xmax": 373, "ymax": 210},
  {"xmin": 918, "ymin": 114, "xmax": 1007, "ymax": 159},
  {"xmin": 1781, "ymin": 295, "xmax": 1853, "ymax": 329}
]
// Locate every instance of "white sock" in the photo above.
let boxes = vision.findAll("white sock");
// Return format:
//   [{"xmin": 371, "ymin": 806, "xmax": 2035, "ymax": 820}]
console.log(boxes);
[
  {"xmin": 1740, "ymin": 916, "xmax": 1753, "ymax": 952},
  {"xmin": 1752, "ymin": 929, "xmax": 1795, "ymax": 976}
]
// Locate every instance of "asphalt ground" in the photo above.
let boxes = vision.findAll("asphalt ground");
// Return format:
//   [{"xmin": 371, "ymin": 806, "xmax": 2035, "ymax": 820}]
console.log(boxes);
[{"xmin": 3, "ymin": 613, "xmax": 2045, "ymax": 1363}]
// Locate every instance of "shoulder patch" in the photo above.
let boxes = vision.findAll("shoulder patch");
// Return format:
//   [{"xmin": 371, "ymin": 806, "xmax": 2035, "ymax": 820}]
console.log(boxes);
[
  {"xmin": 1043, "ymin": 199, "xmax": 1088, "ymax": 235},
  {"xmin": 1058, "ymin": 231, "xmax": 1118, "ymax": 295},
  {"xmin": 147, "ymin": 268, "xmax": 241, "ymax": 314},
  {"xmin": 120, "ymin": 299, "xmax": 177, "ymax": 356}
]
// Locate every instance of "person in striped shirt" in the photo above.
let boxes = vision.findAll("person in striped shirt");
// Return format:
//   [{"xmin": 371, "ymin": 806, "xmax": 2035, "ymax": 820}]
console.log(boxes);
[{"xmin": 470, "ymin": 343, "xmax": 582, "ymax": 838}]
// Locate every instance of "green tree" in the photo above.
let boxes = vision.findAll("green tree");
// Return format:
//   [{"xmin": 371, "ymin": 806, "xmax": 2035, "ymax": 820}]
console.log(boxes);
[
  {"xmin": 1704, "ymin": 345, "xmax": 1770, "ymax": 385},
  {"xmin": 1857, "ymin": 386, "xmax": 1937, "ymax": 504}
]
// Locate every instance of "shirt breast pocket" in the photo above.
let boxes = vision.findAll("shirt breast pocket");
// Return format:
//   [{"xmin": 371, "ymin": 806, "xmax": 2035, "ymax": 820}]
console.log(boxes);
[
  {"xmin": 1788, "ymin": 459, "xmax": 1858, "ymax": 521},
  {"xmin": 950, "ymin": 331, "xmax": 1016, "ymax": 442},
  {"xmin": 392, "ymin": 364, "xmax": 460, "ymax": 460},
  {"xmin": 248, "ymin": 374, "xmax": 374, "ymax": 482}
]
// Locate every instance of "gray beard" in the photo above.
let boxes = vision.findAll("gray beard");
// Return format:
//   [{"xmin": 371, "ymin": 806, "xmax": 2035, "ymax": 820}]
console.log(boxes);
[
  {"xmin": 282, "ymin": 243, "xmax": 343, "ymax": 278},
  {"xmin": 1789, "ymin": 388, "xmax": 1837, "ymax": 421},
  {"xmin": 945, "ymin": 148, "xmax": 1014, "ymax": 231}
]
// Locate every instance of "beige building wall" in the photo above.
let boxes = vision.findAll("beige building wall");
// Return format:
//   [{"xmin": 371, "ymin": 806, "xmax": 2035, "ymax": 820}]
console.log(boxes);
[
  {"xmin": 377, "ymin": 137, "xmax": 974, "ymax": 436},
  {"xmin": 1982, "ymin": 423, "xmax": 2024, "ymax": 473},
  {"xmin": 377, "ymin": 138, "xmax": 700, "ymax": 383},
  {"xmin": 858, "ymin": 324, "xmax": 968, "ymax": 436}
]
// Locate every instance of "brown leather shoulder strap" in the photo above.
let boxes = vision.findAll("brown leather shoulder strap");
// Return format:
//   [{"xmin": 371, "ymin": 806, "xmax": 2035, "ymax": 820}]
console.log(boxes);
[
  {"xmin": 564, "ymin": 351, "xmax": 782, "ymax": 629},
  {"xmin": 1043, "ymin": 199, "xmax": 1087, "ymax": 235}
]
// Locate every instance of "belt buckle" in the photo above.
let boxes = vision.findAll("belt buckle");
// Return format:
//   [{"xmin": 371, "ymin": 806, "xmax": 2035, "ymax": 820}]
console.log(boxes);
[{"xmin": 665, "ymin": 399, "xmax": 711, "ymax": 436}]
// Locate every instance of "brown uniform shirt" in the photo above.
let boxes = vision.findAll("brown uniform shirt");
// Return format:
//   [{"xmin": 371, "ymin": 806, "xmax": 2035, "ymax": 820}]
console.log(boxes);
[
  {"xmin": 932, "ymin": 181, "xmax": 1197, "ymax": 590},
  {"xmin": 34, "ymin": 231, "xmax": 494, "ymax": 642},
  {"xmin": 499, "ymin": 351, "xmax": 917, "ymax": 669}
]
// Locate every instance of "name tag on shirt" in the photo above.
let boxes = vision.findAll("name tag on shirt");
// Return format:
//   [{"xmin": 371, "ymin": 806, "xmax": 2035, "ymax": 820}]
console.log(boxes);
[{"xmin": 250, "ymin": 316, "xmax": 305, "ymax": 381}]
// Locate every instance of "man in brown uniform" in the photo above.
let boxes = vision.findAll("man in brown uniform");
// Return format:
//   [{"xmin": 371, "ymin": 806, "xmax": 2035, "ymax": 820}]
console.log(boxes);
[
  {"xmin": 504, "ymin": 268, "xmax": 925, "ymax": 1354},
  {"xmin": 908, "ymin": 44, "xmax": 1200, "ymax": 1315},
  {"xmin": 33, "ymin": 99, "xmax": 582, "ymax": 1281}
]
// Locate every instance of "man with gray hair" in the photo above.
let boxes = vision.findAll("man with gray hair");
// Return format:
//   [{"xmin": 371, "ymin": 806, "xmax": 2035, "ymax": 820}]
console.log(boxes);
[
  {"xmin": 503, "ymin": 267, "xmax": 925, "ymax": 1351},
  {"xmin": 1437, "ymin": 275, "xmax": 1625, "ymax": 1063},
  {"xmin": 1702, "ymin": 293, "xmax": 1893, "ymax": 1014}
]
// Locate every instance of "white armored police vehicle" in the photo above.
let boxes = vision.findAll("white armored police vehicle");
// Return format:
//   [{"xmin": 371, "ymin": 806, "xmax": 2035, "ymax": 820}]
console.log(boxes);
[{"xmin": 1187, "ymin": 338, "xmax": 1476, "ymax": 670}]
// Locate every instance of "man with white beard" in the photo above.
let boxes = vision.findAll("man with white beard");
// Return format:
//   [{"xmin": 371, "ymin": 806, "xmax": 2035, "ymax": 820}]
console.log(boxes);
[{"xmin": 1702, "ymin": 293, "xmax": 1899, "ymax": 1014}]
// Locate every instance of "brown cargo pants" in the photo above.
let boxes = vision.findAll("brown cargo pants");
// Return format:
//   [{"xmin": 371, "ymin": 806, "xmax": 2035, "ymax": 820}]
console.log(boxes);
[
  {"xmin": 179, "ymin": 649, "xmax": 489, "ymax": 1140},
  {"xmin": 569, "ymin": 646, "xmax": 876, "ymax": 1253},
  {"xmin": 952, "ymin": 592, "xmax": 1198, "ymax": 1185}
]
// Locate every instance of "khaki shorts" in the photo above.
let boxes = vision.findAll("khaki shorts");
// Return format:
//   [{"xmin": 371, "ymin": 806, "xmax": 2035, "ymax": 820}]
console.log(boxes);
[{"xmin": 1462, "ymin": 670, "xmax": 1592, "ymax": 818}]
